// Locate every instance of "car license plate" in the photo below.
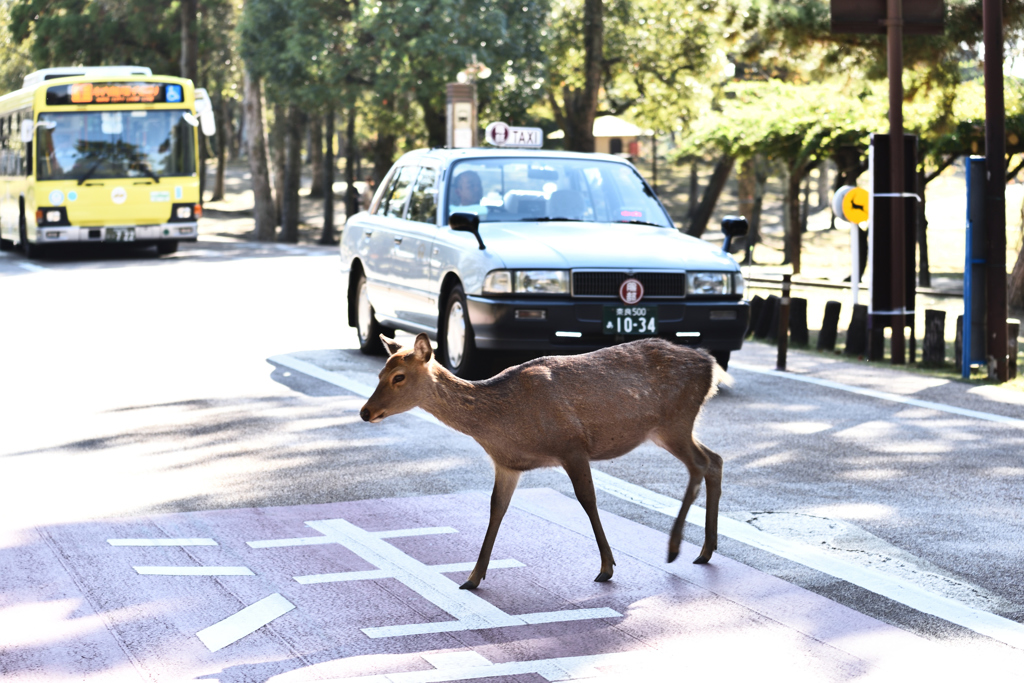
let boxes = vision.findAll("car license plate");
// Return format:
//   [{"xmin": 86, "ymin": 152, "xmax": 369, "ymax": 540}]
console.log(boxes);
[
  {"xmin": 602, "ymin": 305, "xmax": 658, "ymax": 335},
  {"xmin": 104, "ymin": 227, "xmax": 135, "ymax": 242}
]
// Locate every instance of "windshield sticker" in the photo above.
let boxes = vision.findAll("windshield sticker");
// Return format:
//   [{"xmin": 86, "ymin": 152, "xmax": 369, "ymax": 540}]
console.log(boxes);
[
  {"xmin": 174, "ymin": 186, "xmax": 183, "ymax": 200},
  {"xmin": 67, "ymin": 191, "xmax": 78, "ymax": 202},
  {"xmin": 620, "ymin": 210, "xmax": 643, "ymax": 218}
]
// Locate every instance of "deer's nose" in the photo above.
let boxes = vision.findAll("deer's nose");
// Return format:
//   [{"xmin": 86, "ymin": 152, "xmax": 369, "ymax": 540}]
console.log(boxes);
[{"xmin": 359, "ymin": 406, "xmax": 371, "ymax": 422}]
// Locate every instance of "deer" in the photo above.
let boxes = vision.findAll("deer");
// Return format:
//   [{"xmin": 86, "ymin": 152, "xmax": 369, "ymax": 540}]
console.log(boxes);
[{"xmin": 359, "ymin": 332, "xmax": 726, "ymax": 590}]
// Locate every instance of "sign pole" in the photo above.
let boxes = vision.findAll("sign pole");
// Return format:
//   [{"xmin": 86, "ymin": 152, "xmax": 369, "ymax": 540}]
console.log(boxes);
[
  {"xmin": 984, "ymin": 0, "xmax": 1009, "ymax": 381},
  {"xmin": 887, "ymin": 0, "xmax": 907, "ymax": 364}
]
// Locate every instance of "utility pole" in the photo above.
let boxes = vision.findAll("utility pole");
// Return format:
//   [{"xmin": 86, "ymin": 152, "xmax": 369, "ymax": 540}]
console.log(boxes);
[
  {"xmin": 887, "ymin": 0, "xmax": 906, "ymax": 364},
  {"xmin": 984, "ymin": 0, "xmax": 1009, "ymax": 381}
]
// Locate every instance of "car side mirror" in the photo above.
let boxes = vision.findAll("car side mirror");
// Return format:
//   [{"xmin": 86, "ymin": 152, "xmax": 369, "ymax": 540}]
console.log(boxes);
[
  {"xmin": 720, "ymin": 215, "xmax": 748, "ymax": 254},
  {"xmin": 449, "ymin": 212, "xmax": 485, "ymax": 250}
]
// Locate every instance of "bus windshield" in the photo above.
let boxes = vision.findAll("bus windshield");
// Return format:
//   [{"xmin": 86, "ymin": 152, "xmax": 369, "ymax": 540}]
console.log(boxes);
[
  {"xmin": 445, "ymin": 157, "xmax": 673, "ymax": 228},
  {"xmin": 35, "ymin": 110, "xmax": 196, "ymax": 182}
]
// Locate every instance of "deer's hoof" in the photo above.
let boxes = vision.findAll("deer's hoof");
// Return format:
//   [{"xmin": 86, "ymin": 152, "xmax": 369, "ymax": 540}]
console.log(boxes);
[
  {"xmin": 594, "ymin": 571, "xmax": 613, "ymax": 582},
  {"xmin": 692, "ymin": 554, "xmax": 711, "ymax": 565},
  {"xmin": 667, "ymin": 550, "xmax": 679, "ymax": 563},
  {"xmin": 459, "ymin": 580, "xmax": 479, "ymax": 590}
]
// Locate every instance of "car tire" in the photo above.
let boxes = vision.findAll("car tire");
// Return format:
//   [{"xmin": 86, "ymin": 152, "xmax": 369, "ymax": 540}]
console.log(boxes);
[
  {"xmin": 156, "ymin": 240, "xmax": 179, "ymax": 255},
  {"xmin": 711, "ymin": 350, "xmax": 730, "ymax": 371},
  {"xmin": 439, "ymin": 284, "xmax": 482, "ymax": 378},
  {"xmin": 19, "ymin": 208, "xmax": 42, "ymax": 260},
  {"xmin": 354, "ymin": 273, "xmax": 393, "ymax": 355}
]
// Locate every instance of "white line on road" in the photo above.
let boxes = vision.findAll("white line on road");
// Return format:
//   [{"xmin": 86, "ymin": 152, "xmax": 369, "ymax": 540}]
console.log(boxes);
[
  {"xmin": 133, "ymin": 566, "xmax": 254, "ymax": 576},
  {"xmin": 108, "ymin": 538, "xmax": 218, "ymax": 546},
  {"xmin": 196, "ymin": 592, "xmax": 296, "ymax": 652},
  {"xmin": 730, "ymin": 361, "xmax": 1024, "ymax": 429},
  {"xmin": 294, "ymin": 559, "xmax": 526, "ymax": 584},
  {"xmin": 270, "ymin": 353, "xmax": 1024, "ymax": 649}
]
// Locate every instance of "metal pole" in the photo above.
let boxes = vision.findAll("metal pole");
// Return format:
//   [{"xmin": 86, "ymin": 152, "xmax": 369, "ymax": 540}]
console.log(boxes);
[
  {"xmin": 984, "ymin": 0, "xmax": 1009, "ymax": 381},
  {"xmin": 777, "ymin": 274, "xmax": 791, "ymax": 371},
  {"xmin": 652, "ymin": 134, "xmax": 658, "ymax": 194},
  {"xmin": 887, "ymin": 0, "xmax": 906, "ymax": 364}
]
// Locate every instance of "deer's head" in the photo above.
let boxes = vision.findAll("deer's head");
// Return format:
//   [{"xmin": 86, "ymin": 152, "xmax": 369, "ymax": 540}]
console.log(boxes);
[{"xmin": 359, "ymin": 333, "xmax": 436, "ymax": 423}]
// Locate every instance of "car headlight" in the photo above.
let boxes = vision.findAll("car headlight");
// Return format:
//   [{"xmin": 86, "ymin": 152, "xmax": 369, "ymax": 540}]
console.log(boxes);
[
  {"xmin": 483, "ymin": 270, "xmax": 513, "ymax": 294},
  {"xmin": 687, "ymin": 271, "xmax": 732, "ymax": 295},
  {"xmin": 515, "ymin": 270, "xmax": 569, "ymax": 294}
]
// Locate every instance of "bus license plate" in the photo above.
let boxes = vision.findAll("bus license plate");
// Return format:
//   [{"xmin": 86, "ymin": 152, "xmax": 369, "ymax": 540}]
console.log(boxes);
[
  {"xmin": 602, "ymin": 305, "xmax": 658, "ymax": 335},
  {"xmin": 104, "ymin": 227, "xmax": 135, "ymax": 242}
]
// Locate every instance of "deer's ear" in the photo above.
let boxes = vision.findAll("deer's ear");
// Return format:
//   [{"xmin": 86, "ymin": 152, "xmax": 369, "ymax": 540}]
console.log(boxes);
[
  {"xmin": 413, "ymin": 333, "xmax": 433, "ymax": 363},
  {"xmin": 380, "ymin": 334, "xmax": 402, "ymax": 356}
]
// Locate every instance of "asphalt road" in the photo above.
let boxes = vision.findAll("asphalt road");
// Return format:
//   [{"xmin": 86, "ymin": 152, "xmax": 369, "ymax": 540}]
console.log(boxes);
[{"xmin": 2, "ymin": 238, "xmax": 1023, "ymax": 681}]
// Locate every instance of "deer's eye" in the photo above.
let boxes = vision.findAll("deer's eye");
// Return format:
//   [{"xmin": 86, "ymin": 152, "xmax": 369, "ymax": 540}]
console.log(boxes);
[{"xmin": 392, "ymin": 374, "xmax": 405, "ymax": 385}]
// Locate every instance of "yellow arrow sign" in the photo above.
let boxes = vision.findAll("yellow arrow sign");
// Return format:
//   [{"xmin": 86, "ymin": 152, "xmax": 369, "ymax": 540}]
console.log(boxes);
[{"xmin": 842, "ymin": 187, "xmax": 869, "ymax": 224}]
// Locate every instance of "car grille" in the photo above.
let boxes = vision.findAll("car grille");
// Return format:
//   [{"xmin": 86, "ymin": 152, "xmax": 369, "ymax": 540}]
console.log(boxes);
[{"xmin": 571, "ymin": 271, "xmax": 686, "ymax": 298}]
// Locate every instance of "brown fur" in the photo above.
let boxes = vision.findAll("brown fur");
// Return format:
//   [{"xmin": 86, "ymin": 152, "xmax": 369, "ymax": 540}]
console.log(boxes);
[{"xmin": 361, "ymin": 333, "xmax": 724, "ymax": 588}]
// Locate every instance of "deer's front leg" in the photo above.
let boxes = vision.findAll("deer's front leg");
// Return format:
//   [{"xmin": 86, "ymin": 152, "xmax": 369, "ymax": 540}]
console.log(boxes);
[
  {"xmin": 461, "ymin": 465, "xmax": 521, "ymax": 590},
  {"xmin": 562, "ymin": 457, "xmax": 615, "ymax": 582}
]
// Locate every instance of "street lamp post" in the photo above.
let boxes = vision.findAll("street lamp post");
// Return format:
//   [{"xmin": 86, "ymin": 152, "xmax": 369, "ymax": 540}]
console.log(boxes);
[{"xmin": 447, "ymin": 54, "xmax": 490, "ymax": 149}]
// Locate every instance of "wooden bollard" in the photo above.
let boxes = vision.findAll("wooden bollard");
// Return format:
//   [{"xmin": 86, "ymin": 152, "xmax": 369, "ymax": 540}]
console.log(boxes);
[
  {"xmin": 817, "ymin": 301, "xmax": 841, "ymax": 351},
  {"xmin": 922, "ymin": 309, "xmax": 946, "ymax": 367},
  {"xmin": 777, "ymin": 275, "xmax": 791, "ymax": 371},
  {"xmin": 845, "ymin": 304, "xmax": 868, "ymax": 356},
  {"xmin": 755, "ymin": 295, "xmax": 779, "ymax": 339},
  {"xmin": 790, "ymin": 297, "xmax": 809, "ymax": 347},
  {"xmin": 747, "ymin": 295, "xmax": 765, "ymax": 338},
  {"xmin": 1009, "ymin": 319, "xmax": 1020, "ymax": 380}
]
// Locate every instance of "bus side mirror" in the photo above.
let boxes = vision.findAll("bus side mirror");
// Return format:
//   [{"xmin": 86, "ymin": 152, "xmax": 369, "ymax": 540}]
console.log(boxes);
[{"xmin": 20, "ymin": 119, "xmax": 34, "ymax": 144}]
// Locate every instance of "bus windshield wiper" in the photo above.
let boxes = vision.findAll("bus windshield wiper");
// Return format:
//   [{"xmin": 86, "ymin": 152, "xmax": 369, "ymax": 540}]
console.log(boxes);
[
  {"xmin": 522, "ymin": 217, "xmax": 584, "ymax": 222},
  {"xmin": 77, "ymin": 159, "xmax": 103, "ymax": 186},
  {"xmin": 136, "ymin": 162, "xmax": 160, "ymax": 183}
]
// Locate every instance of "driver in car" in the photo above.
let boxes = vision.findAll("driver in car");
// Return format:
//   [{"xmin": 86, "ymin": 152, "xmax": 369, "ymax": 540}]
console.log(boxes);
[{"xmin": 450, "ymin": 170, "xmax": 486, "ymax": 216}]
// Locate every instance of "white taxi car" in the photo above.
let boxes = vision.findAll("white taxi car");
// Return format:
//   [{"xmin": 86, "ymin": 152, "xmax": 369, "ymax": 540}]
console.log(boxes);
[{"xmin": 341, "ymin": 148, "xmax": 749, "ymax": 377}]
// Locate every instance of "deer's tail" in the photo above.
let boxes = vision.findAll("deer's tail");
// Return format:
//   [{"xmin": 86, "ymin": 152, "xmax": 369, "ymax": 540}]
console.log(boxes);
[{"xmin": 703, "ymin": 358, "xmax": 733, "ymax": 402}]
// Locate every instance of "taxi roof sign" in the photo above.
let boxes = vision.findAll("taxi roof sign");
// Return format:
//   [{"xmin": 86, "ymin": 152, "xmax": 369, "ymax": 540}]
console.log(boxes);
[{"xmin": 485, "ymin": 121, "xmax": 543, "ymax": 148}]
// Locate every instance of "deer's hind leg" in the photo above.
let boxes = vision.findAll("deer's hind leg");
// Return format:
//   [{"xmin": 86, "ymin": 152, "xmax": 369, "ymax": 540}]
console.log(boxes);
[{"xmin": 658, "ymin": 433, "xmax": 722, "ymax": 564}]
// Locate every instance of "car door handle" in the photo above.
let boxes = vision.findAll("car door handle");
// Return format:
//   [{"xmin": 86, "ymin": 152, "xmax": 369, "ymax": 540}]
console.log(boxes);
[
  {"xmin": 363, "ymin": 229, "xmax": 373, "ymax": 238},
  {"xmin": 393, "ymin": 236, "xmax": 404, "ymax": 245}
]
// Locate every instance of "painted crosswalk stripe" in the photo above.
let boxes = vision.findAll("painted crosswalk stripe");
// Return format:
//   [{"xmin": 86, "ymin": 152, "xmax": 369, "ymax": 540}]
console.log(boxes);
[
  {"xmin": 196, "ymin": 593, "xmax": 296, "ymax": 652},
  {"xmin": 133, "ymin": 566, "xmax": 254, "ymax": 576},
  {"xmin": 108, "ymin": 538, "xmax": 218, "ymax": 546}
]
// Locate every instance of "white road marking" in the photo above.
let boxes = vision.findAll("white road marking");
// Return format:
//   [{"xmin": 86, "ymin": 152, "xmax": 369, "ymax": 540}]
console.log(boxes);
[
  {"xmin": 271, "ymin": 354, "xmax": 1024, "ymax": 649},
  {"xmin": 248, "ymin": 526, "xmax": 457, "ymax": 549},
  {"xmin": 18, "ymin": 262, "xmax": 47, "ymax": 272},
  {"xmin": 195, "ymin": 592, "xmax": 296, "ymax": 652},
  {"xmin": 133, "ymin": 566, "xmax": 254, "ymax": 576},
  {"xmin": 320, "ymin": 650, "xmax": 649, "ymax": 682},
  {"xmin": 730, "ymin": 361, "xmax": 1024, "ymax": 429},
  {"xmin": 577, "ymin": 469, "xmax": 1024, "ymax": 652},
  {"xmin": 375, "ymin": 526, "xmax": 458, "ymax": 538},
  {"xmin": 108, "ymin": 538, "xmax": 218, "ymax": 546},
  {"xmin": 252, "ymin": 517, "xmax": 620, "ymax": 638},
  {"xmin": 295, "ymin": 559, "xmax": 525, "ymax": 584}
]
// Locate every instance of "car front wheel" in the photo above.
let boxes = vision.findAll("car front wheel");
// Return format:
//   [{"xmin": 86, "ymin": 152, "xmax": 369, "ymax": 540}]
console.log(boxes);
[{"xmin": 440, "ymin": 284, "xmax": 481, "ymax": 378}]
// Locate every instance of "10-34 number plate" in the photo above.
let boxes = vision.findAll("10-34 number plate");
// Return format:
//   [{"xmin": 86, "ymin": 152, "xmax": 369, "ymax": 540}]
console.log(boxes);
[{"xmin": 602, "ymin": 305, "xmax": 658, "ymax": 335}]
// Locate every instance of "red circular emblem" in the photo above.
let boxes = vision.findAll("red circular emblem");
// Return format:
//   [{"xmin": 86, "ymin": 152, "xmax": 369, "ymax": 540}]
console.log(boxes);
[{"xmin": 619, "ymin": 278, "xmax": 644, "ymax": 304}]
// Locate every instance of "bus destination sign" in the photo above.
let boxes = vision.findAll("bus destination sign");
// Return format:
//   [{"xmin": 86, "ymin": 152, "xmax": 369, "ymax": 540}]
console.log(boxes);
[{"xmin": 46, "ymin": 83, "xmax": 185, "ymax": 106}]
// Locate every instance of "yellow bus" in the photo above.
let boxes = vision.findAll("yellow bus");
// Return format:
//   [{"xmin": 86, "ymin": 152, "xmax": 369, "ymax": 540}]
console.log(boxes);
[{"xmin": 0, "ymin": 66, "xmax": 214, "ymax": 258}]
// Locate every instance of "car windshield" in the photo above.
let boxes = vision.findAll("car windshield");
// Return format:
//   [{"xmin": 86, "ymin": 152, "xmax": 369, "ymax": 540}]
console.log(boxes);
[
  {"xmin": 35, "ymin": 110, "xmax": 196, "ymax": 181},
  {"xmin": 445, "ymin": 157, "xmax": 673, "ymax": 228}
]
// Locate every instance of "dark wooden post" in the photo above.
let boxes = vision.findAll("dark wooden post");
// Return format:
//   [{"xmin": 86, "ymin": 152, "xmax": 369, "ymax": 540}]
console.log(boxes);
[
  {"xmin": 777, "ymin": 275, "xmax": 791, "ymax": 371},
  {"xmin": 922, "ymin": 309, "xmax": 946, "ymax": 367},
  {"xmin": 846, "ymin": 304, "xmax": 868, "ymax": 356},
  {"xmin": 887, "ymin": 0, "xmax": 907, "ymax": 364},
  {"xmin": 818, "ymin": 301, "xmax": 841, "ymax": 351},
  {"xmin": 790, "ymin": 297, "xmax": 809, "ymax": 347},
  {"xmin": 984, "ymin": 0, "xmax": 1009, "ymax": 381}
]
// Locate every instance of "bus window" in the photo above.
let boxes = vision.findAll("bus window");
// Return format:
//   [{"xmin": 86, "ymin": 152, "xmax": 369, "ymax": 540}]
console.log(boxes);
[{"xmin": 34, "ymin": 109, "xmax": 196, "ymax": 181}]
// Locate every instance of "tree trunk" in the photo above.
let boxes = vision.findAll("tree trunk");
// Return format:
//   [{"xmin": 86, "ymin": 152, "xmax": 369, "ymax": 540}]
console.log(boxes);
[
  {"xmin": 279, "ymin": 105, "xmax": 303, "ymax": 243},
  {"xmin": 687, "ymin": 158, "xmax": 699, "ymax": 221},
  {"xmin": 418, "ymin": 95, "xmax": 446, "ymax": 149},
  {"xmin": 1010, "ymin": 246, "xmax": 1024, "ymax": 311},
  {"xmin": 917, "ymin": 166, "xmax": 930, "ymax": 287},
  {"xmin": 372, "ymin": 132, "xmax": 396, "ymax": 190},
  {"xmin": 242, "ymin": 69, "xmax": 276, "ymax": 241},
  {"xmin": 319, "ymin": 107, "xmax": 336, "ymax": 245},
  {"xmin": 179, "ymin": 0, "xmax": 198, "ymax": 82},
  {"xmin": 799, "ymin": 168, "xmax": 811, "ymax": 234},
  {"xmin": 785, "ymin": 165, "xmax": 806, "ymax": 273},
  {"xmin": 685, "ymin": 155, "xmax": 734, "ymax": 238},
  {"xmin": 550, "ymin": 0, "xmax": 602, "ymax": 152},
  {"xmin": 735, "ymin": 156, "xmax": 765, "ymax": 259},
  {"xmin": 270, "ymin": 103, "xmax": 286, "ymax": 225},
  {"xmin": 346, "ymin": 106, "xmax": 360, "ymax": 218},
  {"xmin": 211, "ymin": 96, "xmax": 228, "ymax": 202},
  {"xmin": 309, "ymin": 114, "xmax": 324, "ymax": 198}
]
